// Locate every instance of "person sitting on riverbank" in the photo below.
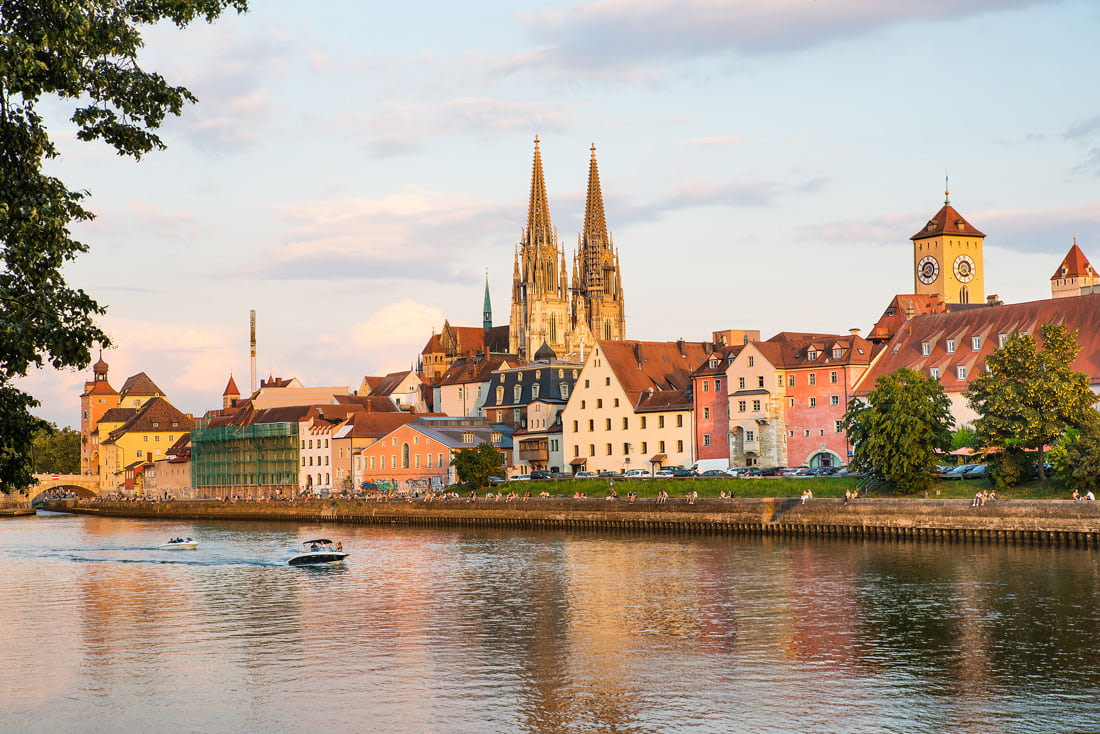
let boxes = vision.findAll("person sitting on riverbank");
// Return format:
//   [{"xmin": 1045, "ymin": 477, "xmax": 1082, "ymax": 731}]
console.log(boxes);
[
  {"xmin": 972, "ymin": 491, "xmax": 985, "ymax": 507},
  {"xmin": 1073, "ymin": 489, "xmax": 1081, "ymax": 501},
  {"xmin": 1086, "ymin": 490, "xmax": 1096, "ymax": 501}
]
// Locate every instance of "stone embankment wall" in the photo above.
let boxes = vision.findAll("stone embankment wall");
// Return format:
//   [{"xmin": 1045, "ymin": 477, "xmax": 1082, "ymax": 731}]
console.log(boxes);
[
  {"xmin": 48, "ymin": 497, "xmax": 1100, "ymax": 547},
  {"xmin": 0, "ymin": 494, "xmax": 33, "ymax": 516}
]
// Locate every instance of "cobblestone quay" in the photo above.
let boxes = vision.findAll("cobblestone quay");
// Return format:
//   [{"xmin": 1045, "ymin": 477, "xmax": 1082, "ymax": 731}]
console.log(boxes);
[{"xmin": 45, "ymin": 496, "xmax": 1100, "ymax": 547}]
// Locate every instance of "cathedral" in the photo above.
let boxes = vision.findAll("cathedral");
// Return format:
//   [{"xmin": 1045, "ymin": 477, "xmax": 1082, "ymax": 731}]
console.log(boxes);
[{"xmin": 508, "ymin": 137, "xmax": 626, "ymax": 359}]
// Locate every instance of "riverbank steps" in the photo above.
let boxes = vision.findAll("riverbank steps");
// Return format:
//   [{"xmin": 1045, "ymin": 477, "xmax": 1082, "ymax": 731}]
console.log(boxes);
[{"xmin": 41, "ymin": 497, "xmax": 1100, "ymax": 548}]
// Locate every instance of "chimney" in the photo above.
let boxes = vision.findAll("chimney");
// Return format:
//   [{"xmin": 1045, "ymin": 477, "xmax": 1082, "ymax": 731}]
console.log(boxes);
[
  {"xmin": 849, "ymin": 328, "xmax": 860, "ymax": 336},
  {"xmin": 677, "ymin": 338, "xmax": 685, "ymax": 357}
]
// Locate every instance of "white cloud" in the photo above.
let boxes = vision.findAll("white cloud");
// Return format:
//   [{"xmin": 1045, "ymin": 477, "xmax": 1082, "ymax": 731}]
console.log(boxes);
[{"xmin": 505, "ymin": 0, "xmax": 1043, "ymax": 75}]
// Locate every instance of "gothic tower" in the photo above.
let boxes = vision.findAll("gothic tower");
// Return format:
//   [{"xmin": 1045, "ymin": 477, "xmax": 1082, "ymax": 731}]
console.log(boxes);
[
  {"xmin": 571, "ymin": 143, "xmax": 626, "ymax": 348},
  {"xmin": 509, "ymin": 136, "xmax": 571, "ymax": 358},
  {"xmin": 911, "ymin": 187, "xmax": 985, "ymax": 305}
]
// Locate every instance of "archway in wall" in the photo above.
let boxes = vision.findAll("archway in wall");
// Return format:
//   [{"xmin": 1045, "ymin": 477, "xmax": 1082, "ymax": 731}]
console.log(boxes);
[
  {"xmin": 29, "ymin": 483, "xmax": 98, "ymax": 503},
  {"xmin": 808, "ymin": 450, "xmax": 842, "ymax": 468}
]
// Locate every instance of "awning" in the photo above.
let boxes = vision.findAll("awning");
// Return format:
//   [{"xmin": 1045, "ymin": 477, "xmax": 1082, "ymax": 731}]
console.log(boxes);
[
  {"xmin": 649, "ymin": 454, "xmax": 667, "ymax": 463},
  {"xmin": 569, "ymin": 457, "xmax": 587, "ymax": 466}
]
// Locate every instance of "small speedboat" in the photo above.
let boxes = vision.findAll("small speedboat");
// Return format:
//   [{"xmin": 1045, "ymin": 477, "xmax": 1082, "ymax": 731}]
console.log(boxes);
[
  {"xmin": 288, "ymin": 538, "xmax": 347, "ymax": 566},
  {"xmin": 159, "ymin": 537, "xmax": 198, "ymax": 550}
]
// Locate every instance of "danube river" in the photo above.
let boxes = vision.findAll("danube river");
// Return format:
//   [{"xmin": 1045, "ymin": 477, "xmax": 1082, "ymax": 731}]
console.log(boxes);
[{"xmin": 3, "ymin": 512, "xmax": 1099, "ymax": 733}]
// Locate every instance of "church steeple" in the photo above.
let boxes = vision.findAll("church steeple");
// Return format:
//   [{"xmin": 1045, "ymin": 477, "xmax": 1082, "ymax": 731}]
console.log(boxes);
[
  {"xmin": 483, "ymin": 271, "xmax": 492, "ymax": 332},
  {"xmin": 572, "ymin": 143, "xmax": 626, "ymax": 344}
]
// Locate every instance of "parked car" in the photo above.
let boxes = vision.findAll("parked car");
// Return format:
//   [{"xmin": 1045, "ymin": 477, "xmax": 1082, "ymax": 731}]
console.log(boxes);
[
  {"xmin": 508, "ymin": 474, "xmax": 531, "ymax": 481},
  {"xmin": 597, "ymin": 471, "xmax": 622, "ymax": 478},
  {"xmin": 574, "ymin": 471, "xmax": 597, "ymax": 479},
  {"xmin": 939, "ymin": 464, "xmax": 976, "ymax": 480},
  {"xmin": 623, "ymin": 469, "xmax": 650, "ymax": 478},
  {"xmin": 656, "ymin": 467, "xmax": 694, "ymax": 478},
  {"xmin": 548, "ymin": 471, "xmax": 571, "ymax": 479},
  {"xmin": 653, "ymin": 469, "xmax": 675, "ymax": 478},
  {"xmin": 699, "ymin": 469, "xmax": 728, "ymax": 477},
  {"xmin": 960, "ymin": 464, "xmax": 989, "ymax": 480},
  {"xmin": 488, "ymin": 476, "xmax": 505, "ymax": 486},
  {"xmin": 529, "ymin": 470, "xmax": 549, "ymax": 480}
]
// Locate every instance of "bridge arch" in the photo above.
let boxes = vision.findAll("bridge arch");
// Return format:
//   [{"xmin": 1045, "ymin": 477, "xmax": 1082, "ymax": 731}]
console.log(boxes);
[{"xmin": 30, "ymin": 474, "xmax": 101, "ymax": 502}]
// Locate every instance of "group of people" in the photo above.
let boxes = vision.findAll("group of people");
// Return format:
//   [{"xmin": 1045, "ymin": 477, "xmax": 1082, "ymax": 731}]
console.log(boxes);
[
  {"xmin": 1071, "ymin": 489, "xmax": 1096, "ymax": 501},
  {"xmin": 971, "ymin": 489, "xmax": 998, "ymax": 507}
]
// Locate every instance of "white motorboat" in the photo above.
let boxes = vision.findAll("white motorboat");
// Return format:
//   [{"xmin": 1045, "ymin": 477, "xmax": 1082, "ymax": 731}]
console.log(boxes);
[
  {"xmin": 159, "ymin": 537, "xmax": 198, "ymax": 550},
  {"xmin": 288, "ymin": 538, "xmax": 347, "ymax": 566}
]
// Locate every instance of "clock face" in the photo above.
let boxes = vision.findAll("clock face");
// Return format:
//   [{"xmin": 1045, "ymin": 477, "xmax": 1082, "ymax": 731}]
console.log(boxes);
[
  {"xmin": 954, "ymin": 254, "xmax": 976, "ymax": 283},
  {"xmin": 917, "ymin": 255, "xmax": 940, "ymax": 285}
]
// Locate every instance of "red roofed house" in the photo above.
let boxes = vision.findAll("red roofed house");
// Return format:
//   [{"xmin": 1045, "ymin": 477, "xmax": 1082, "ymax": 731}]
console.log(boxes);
[
  {"xmin": 562, "ymin": 339, "xmax": 711, "ymax": 474},
  {"xmin": 853, "ymin": 293, "xmax": 1100, "ymax": 426},
  {"xmin": 724, "ymin": 332, "xmax": 877, "ymax": 469}
]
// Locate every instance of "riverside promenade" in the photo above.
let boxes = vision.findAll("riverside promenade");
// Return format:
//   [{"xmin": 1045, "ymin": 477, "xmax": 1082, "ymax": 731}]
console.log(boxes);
[{"xmin": 44, "ymin": 496, "xmax": 1100, "ymax": 547}]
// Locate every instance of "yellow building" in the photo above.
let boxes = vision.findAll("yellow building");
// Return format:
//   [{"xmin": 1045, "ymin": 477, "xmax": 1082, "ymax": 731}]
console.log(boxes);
[
  {"xmin": 98, "ymin": 397, "xmax": 195, "ymax": 494},
  {"xmin": 911, "ymin": 190, "xmax": 985, "ymax": 305}
]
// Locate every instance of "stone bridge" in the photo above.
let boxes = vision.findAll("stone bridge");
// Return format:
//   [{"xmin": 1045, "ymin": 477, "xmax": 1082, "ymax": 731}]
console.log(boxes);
[{"xmin": 29, "ymin": 474, "xmax": 102, "ymax": 501}]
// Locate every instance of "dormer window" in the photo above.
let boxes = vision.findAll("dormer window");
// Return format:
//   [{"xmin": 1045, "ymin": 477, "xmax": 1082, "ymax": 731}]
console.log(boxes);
[
  {"xmin": 462, "ymin": 432, "xmax": 474, "ymax": 444},
  {"xmin": 513, "ymin": 385, "xmax": 522, "ymax": 401},
  {"xmin": 946, "ymin": 339, "xmax": 956, "ymax": 354},
  {"xmin": 709, "ymin": 358, "xmax": 719, "ymax": 369},
  {"xmin": 921, "ymin": 342, "xmax": 931, "ymax": 356},
  {"xmin": 496, "ymin": 386, "xmax": 504, "ymax": 403},
  {"xmin": 531, "ymin": 383, "xmax": 540, "ymax": 399},
  {"xmin": 807, "ymin": 349, "xmax": 818, "ymax": 361},
  {"xmin": 972, "ymin": 336, "xmax": 982, "ymax": 350},
  {"xmin": 832, "ymin": 348, "xmax": 843, "ymax": 359}
]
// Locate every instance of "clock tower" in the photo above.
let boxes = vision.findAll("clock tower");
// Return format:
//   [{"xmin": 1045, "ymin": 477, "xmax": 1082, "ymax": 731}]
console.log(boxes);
[{"xmin": 911, "ymin": 188, "xmax": 985, "ymax": 305}]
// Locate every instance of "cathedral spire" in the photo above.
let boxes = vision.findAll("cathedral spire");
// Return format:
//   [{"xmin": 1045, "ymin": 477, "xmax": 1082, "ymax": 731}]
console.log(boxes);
[{"xmin": 527, "ymin": 135, "xmax": 554, "ymax": 250}]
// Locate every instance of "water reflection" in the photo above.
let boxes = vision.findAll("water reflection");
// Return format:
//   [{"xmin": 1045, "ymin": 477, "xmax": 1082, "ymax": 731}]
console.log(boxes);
[{"xmin": 1, "ymin": 515, "xmax": 1098, "ymax": 733}]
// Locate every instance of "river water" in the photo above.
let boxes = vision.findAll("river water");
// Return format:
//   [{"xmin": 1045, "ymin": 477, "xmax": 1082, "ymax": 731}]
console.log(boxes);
[{"xmin": 2, "ymin": 511, "xmax": 1099, "ymax": 733}]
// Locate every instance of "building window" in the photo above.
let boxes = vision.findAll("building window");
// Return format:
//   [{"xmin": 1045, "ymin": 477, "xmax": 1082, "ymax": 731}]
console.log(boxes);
[
  {"xmin": 623, "ymin": 442, "xmax": 630, "ymax": 454},
  {"xmin": 835, "ymin": 420, "xmax": 844, "ymax": 433},
  {"xmin": 757, "ymin": 376, "xmax": 765, "ymax": 388},
  {"xmin": 676, "ymin": 440, "xmax": 684, "ymax": 452},
  {"xmin": 703, "ymin": 407, "xmax": 710, "ymax": 420},
  {"xmin": 998, "ymin": 334, "xmax": 1008, "ymax": 348},
  {"xmin": 658, "ymin": 416, "xmax": 665, "ymax": 428},
  {"xmin": 622, "ymin": 417, "xmax": 629, "ymax": 429},
  {"xmin": 921, "ymin": 342, "xmax": 931, "ymax": 356},
  {"xmin": 561, "ymin": 384, "xmax": 570, "ymax": 399},
  {"xmin": 581, "ymin": 400, "xmax": 586, "ymax": 409},
  {"xmin": 957, "ymin": 365, "xmax": 968, "ymax": 380},
  {"xmin": 606, "ymin": 443, "xmax": 613, "ymax": 455},
  {"xmin": 788, "ymin": 374, "xmax": 795, "ymax": 387},
  {"xmin": 588, "ymin": 420, "xmax": 595, "ymax": 432},
  {"xmin": 745, "ymin": 431, "xmax": 755, "ymax": 442},
  {"xmin": 415, "ymin": 454, "xmax": 421, "ymax": 469},
  {"xmin": 930, "ymin": 368, "xmax": 940, "ymax": 379},
  {"xmin": 605, "ymin": 377, "xmax": 611, "ymax": 386},
  {"xmin": 809, "ymin": 397, "xmax": 817, "ymax": 408},
  {"xmin": 641, "ymin": 416, "xmax": 647, "ymax": 429},
  {"xmin": 585, "ymin": 379, "xmax": 590, "ymax": 388},
  {"xmin": 462, "ymin": 432, "xmax": 474, "ymax": 444},
  {"xmin": 676, "ymin": 415, "xmax": 683, "ymax": 427},
  {"xmin": 748, "ymin": 356, "xmax": 755, "ymax": 367},
  {"xmin": 641, "ymin": 441, "xmax": 648, "ymax": 454},
  {"xmin": 807, "ymin": 350, "xmax": 818, "ymax": 361},
  {"xmin": 427, "ymin": 454, "xmax": 433, "ymax": 469},
  {"xmin": 605, "ymin": 418, "xmax": 612, "ymax": 430},
  {"xmin": 789, "ymin": 398, "xmax": 795, "ymax": 408},
  {"xmin": 739, "ymin": 401, "xmax": 747, "ymax": 412},
  {"xmin": 808, "ymin": 373, "xmax": 817, "ymax": 386},
  {"xmin": 589, "ymin": 444, "xmax": 595, "ymax": 456},
  {"xmin": 830, "ymin": 371, "xmax": 838, "ymax": 384},
  {"xmin": 532, "ymin": 383, "xmax": 540, "ymax": 399},
  {"xmin": 513, "ymin": 385, "xmax": 522, "ymax": 402},
  {"xmin": 513, "ymin": 409, "xmax": 521, "ymax": 423},
  {"xmin": 703, "ymin": 434, "xmax": 711, "ymax": 446},
  {"xmin": 597, "ymin": 399, "xmax": 603, "ymax": 408},
  {"xmin": 574, "ymin": 445, "xmax": 579, "ymax": 457},
  {"xmin": 739, "ymin": 377, "xmax": 746, "ymax": 389},
  {"xmin": 614, "ymin": 398, "xmax": 620, "ymax": 407},
  {"xmin": 972, "ymin": 336, "xmax": 982, "ymax": 351},
  {"xmin": 804, "ymin": 430, "xmax": 811, "ymax": 437},
  {"xmin": 703, "ymin": 381, "xmax": 710, "ymax": 392},
  {"xmin": 777, "ymin": 375, "xmax": 784, "ymax": 388},
  {"xmin": 946, "ymin": 339, "xmax": 956, "ymax": 354},
  {"xmin": 573, "ymin": 420, "xmax": 578, "ymax": 432},
  {"xmin": 715, "ymin": 378, "xmax": 722, "ymax": 391},
  {"xmin": 752, "ymin": 400, "xmax": 761, "ymax": 411},
  {"xmin": 659, "ymin": 440, "xmax": 666, "ymax": 452},
  {"xmin": 833, "ymin": 348, "xmax": 843, "ymax": 359},
  {"xmin": 830, "ymin": 395, "xmax": 840, "ymax": 406},
  {"xmin": 491, "ymin": 432, "xmax": 502, "ymax": 443}
]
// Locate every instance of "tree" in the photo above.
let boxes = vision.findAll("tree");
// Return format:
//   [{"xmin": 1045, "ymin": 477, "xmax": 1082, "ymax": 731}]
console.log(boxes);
[
  {"xmin": 1053, "ymin": 417, "xmax": 1100, "ymax": 494},
  {"xmin": 0, "ymin": 0, "xmax": 247, "ymax": 492},
  {"xmin": 965, "ymin": 323, "xmax": 1097, "ymax": 485},
  {"xmin": 29, "ymin": 422, "xmax": 80, "ymax": 474},
  {"xmin": 451, "ymin": 442, "xmax": 504, "ymax": 489},
  {"xmin": 843, "ymin": 367, "xmax": 955, "ymax": 493}
]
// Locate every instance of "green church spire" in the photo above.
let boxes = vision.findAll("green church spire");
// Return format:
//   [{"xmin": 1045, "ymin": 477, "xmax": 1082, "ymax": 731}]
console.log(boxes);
[{"xmin": 483, "ymin": 270, "xmax": 492, "ymax": 332}]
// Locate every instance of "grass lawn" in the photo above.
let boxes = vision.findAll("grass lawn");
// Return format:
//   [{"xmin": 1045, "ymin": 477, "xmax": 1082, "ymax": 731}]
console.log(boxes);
[{"xmin": 493, "ymin": 475, "xmax": 1071, "ymax": 501}]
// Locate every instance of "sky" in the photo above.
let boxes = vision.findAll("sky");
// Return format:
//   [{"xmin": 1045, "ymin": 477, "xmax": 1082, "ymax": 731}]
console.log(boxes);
[{"xmin": 17, "ymin": 0, "xmax": 1100, "ymax": 429}]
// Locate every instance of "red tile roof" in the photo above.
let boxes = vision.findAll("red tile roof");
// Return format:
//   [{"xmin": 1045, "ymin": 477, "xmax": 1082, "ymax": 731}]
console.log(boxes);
[
  {"xmin": 106, "ymin": 397, "xmax": 195, "ymax": 442},
  {"xmin": 1051, "ymin": 242, "xmax": 1095, "ymax": 280},
  {"xmin": 118, "ymin": 372, "xmax": 165, "ymax": 399},
  {"xmin": 599, "ymin": 339, "xmax": 710, "ymax": 410},
  {"xmin": 868, "ymin": 294, "xmax": 950, "ymax": 342},
  {"xmin": 223, "ymin": 376, "xmax": 240, "ymax": 396},
  {"xmin": 855, "ymin": 293, "xmax": 1100, "ymax": 396},
  {"xmin": 911, "ymin": 204, "xmax": 985, "ymax": 240}
]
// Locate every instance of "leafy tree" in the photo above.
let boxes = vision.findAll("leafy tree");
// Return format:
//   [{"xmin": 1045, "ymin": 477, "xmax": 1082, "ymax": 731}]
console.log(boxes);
[
  {"xmin": 843, "ymin": 367, "xmax": 955, "ymax": 493},
  {"xmin": 965, "ymin": 323, "xmax": 1097, "ymax": 485},
  {"xmin": 451, "ymin": 442, "xmax": 504, "ymax": 489},
  {"xmin": 1054, "ymin": 418, "xmax": 1100, "ymax": 494},
  {"xmin": 0, "ymin": 0, "xmax": 247, "ymax": 492},
  {"xmin": 951, "ymin": 425, "xmax": 978, "ymax": 451},
  {"xmin": 29, "ymin": 422, "xmax": 80, "ymax": 474}
]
